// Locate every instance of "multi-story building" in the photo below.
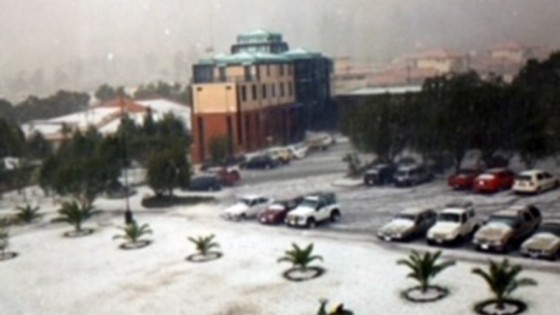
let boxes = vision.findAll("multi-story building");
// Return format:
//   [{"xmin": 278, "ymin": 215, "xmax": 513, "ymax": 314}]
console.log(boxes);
[
  {"xmin": 191, "ymin": 30, "xmax": 331, "ymax": 163},
  {"xmin": 407, "ymin": 49, "xmax": 467, "ymax": 75}
]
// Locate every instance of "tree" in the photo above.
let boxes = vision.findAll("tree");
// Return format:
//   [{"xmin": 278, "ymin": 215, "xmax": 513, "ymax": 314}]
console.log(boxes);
[
  {"xmin": 113, "ymin": 222, "xmax": 153, "ymax": 244},
  {"xmin": 472, "ymin": 259, "xmax": 537, "ymax": 310},
  {"xmin": 26, "ymin": 131, "xmax": 52, "ymax": 160},
  {"xmin": 146, "ymin": 147, "xmax": 190, "ymax": 196},
  {"xmin": 188, "ymin": 234, "xmax": 219, "ymax": 256},
  {"xmin": 397, "ymin": 250, "xmax": 456, "ymax": 293},
  {"xmin": 57, "ymin": 200, "xmax": 101, "ymax": 233},
  {"xmin": 277, "ymin": 243, "xmax": 323, "ymax": 271},
  {"xmin": 15, "ymin": 204, "xmax": 41, "ymax": 224}
]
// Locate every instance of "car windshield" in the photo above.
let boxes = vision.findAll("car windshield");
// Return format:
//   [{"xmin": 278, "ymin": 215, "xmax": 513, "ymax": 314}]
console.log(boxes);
[
  {"xmin": 395, "ymin": 214, "xmax": 416, "ymax": 221},
  {"xmin": 488, "ymin": 215, "xmax": 518, "ymax": 227},
  {"xmin": 457, "ymin": 169, "xmax": 476, "ymax": 175},
  {"xmin": 516, "ymin": 175, "xmax": 532, "ymax": 181},
  {"xmin": 300, "ymin": 198, "xmax": 318, "ymax": 208},
  {"xmin": 239, "ymin": 198, "xmax": 254, "ymax": 206},
  {"xmin": 395, "ymin": 170, "xmax": 409, "ymax": 177},
  {"xmin": 536, "ymin": 224, "xmax": 560, "ymax": 236},
  {"xmin": 438, "ymin": 213, "xmax": 461, "ymax": 222}
]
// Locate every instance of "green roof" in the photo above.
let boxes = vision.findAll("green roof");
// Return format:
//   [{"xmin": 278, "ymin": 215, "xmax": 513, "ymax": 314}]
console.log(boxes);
[
  {"xmin": 283, "ymin": 48, "xmax": 323, "ymax": 59},
  {"xmin": 199, "ymin": 52, "xmax": 290, "ymax": 66}
]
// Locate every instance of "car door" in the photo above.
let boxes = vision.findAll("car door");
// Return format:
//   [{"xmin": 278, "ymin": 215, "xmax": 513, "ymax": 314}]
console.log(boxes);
[
  {"xmin": 542, "ymin": 172, "xmax": 554, "ymax": 190},
  {"xmin": 315, "ymin": 199, "xmax": 328, "ymax": 222}
]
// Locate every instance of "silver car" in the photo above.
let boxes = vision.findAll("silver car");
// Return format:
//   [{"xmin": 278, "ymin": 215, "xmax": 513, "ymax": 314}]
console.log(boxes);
[
  {"xmin": 377, "ymin": 207, "xmax": 436, "ymax": 242},
  {"xmin": 520, "ymin": 220, "xmax": 560, "ymax": 260}
]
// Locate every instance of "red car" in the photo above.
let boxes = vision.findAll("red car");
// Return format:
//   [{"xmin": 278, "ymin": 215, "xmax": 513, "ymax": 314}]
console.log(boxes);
[
  {"xmin": 258, "ymin": 197, "xmax": 303, "ymax": 224},
  {"xmin": 206, "ymin": 167, "xmax": 240, "ymax": 186},
  {"xmin": 473, "ymin": 168, "xmax": 516, "ymax": 193},
  {"xmin": 448, "ymin": 168, "xmax": 482, "ymax": 190}
]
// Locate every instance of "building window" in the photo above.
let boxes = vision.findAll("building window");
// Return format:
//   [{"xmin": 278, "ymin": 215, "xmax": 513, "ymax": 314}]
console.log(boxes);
[
  {"xmin": 197, "ymin": 117, "xmax": 205, "ymax": 160},
  {"xmin": 279, "ymin": 64, "xmax": 284, "ymax": 76},
  {"xmin": 252, "ymin": 84, "xmax": 257, "ymax": 100},
  {"xmin": 280, "ymin": 83, "xmax": 285, "ymax": 97},
  {"xmin": 244, "ymin": 65, "xmax": 252, "ymax": 81},
  {"xmin": 226, "ymin": 116, "xmax": 233, "ymax": 151},
  {"xmin": 288, "ymin": 65, "xmax": 293, "ymax": 75},
  {"xmin": 219, "ymin": 67, "xmax": 226, "ymax": 82},
  {"xmin": 262, "ymin": 84, "xmax": 267, "ymax": 99},
  {"xmin": 288, "ymin": 83, "xmax": 293, "ymax": 96},
  {"xmin": 271, "ymin": 84, "xmax": 276, "ymax": 98},
  {"xmin": 241, "ymin": 86, "xmax": 247, "ymax": 102},
  {"xmin": 266, "ymin": 64, "xmax": 271, "ymax": 76},
  {"xmin": 196, "ymin": 87, "xmax": 203, "ymax": 92}
]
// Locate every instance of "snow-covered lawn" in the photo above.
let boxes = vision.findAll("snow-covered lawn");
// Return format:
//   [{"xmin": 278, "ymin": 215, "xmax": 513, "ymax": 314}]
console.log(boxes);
[{"xmin": 1, "ymin": 194, "xmax": 559, "ymax": 315}]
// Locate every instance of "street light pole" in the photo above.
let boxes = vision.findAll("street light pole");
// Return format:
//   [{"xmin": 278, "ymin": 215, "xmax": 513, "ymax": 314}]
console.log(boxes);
[{"xmin": 120, "ymin": 98, "xmax": 134, "ymax": 225}]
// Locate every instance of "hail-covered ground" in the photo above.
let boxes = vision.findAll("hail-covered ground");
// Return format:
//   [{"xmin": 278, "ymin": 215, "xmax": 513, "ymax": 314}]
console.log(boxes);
[{"xmin": 1, "ymin": 138, "xmax": 560, "ymax": 314}]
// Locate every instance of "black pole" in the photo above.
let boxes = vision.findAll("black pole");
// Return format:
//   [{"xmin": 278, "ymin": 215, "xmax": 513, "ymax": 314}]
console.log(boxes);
[{"xmin": 120, "ymin": 99, "xmax": 134, "ymax": 225}]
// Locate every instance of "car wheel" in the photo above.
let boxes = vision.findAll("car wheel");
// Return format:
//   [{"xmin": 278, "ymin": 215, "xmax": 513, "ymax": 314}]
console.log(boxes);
[
  {"xmin": 240, "ymin": 213, "xmax": 247, "ymax": 221},
  {"xmin": 306, "ymin": 218, "xmax": 317, "ymax": 228},
  {"xmin": 330, "ymin": 210, "xmax": 341, "ymax": 223}
]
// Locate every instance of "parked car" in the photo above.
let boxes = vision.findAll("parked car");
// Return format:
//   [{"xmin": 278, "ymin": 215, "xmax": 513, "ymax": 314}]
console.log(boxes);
[
  {"xmin": 200, "ymin": 155, "xmax": 246, "ymax": 172},
  {"xmin": 258, "ymin": 196, "xmax": 304, "ymax": 225},
  {"xmin": 243, "ymin": 155, "xmax": 279, "ymax": 169},
  {"xmin": 473, "ymin": 205, "xmax": 542, "ymax": 253},
  {"xmin": 377, "ymin": 207, "xmax": 436, "ymax": 242},
  {"xmin": 473, "ymin": 168, "xmax": 516, "ymax": 193},
  {"xmin": 305, "ymin": 132, "xmax": 334, "ymax": 152},
  {"xmin": 287, "ymin": 143, "xmax": 309, "ymax": 159},
  {"xmin": 223, "ymin": 195, "xmax": 274, "ymax": 220},
  {"xmin": 393, "ymin": 164, "xmax": 433, "ymax": 187},
  {"xmin": 188, "ymin": 175, "xmax": 222, "ymax": 191},
  {"xmin": 520, "ymin": 220, "xmax": 560, "ymax": 260},
  {"xmin": 448, "ymin": 168, "xmax": 483, "ymax": 190},
  {"xmin": 210, "ymin": 167, "xmax": 241, "ymax": 186},
  {"xmin": 285, "ymin": 192, "xmax": 341, "ymax": 228},
  {"xmin": 427, "ymin": 201, "xmax": 480, "ymax": 245},
  {"xmin": 363, "ymin": 164, "xmax": 396, "ymax": 186},
  {"xmin": 267, "ymin": 147, "xmax": 292, "ymax": 164},
  {"xmin": 513, "ymin": 169, "xmax": 559, "ymax": 195}
]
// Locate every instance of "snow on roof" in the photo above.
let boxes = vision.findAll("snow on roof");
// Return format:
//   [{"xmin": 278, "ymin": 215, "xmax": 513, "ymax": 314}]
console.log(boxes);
[
  {"xmin": 49, "ymin": 107, "xmax": 121, "ymax": 127},
  {"xmin": 408, "ymin": 49, "xmax": 464, "ymax": 60},
  {"xmin": 342, "ymin": 85, "xmax": 422, "ymax": 96},
  {"xmin": 135, "ymin": 99, "xmax": 191, "ymax": 130}
]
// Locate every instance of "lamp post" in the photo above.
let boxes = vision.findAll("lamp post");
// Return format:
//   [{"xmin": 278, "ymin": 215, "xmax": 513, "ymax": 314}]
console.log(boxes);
[{"xmin": 120, "ymin": 98, "xmax": 134, "ymax": 225}]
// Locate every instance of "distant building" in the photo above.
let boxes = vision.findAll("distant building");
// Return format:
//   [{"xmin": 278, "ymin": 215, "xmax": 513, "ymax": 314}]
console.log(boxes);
[
  {"xmin": 21, "ymin": 98, "xmax": 191, "ymax": 148},
  {"xmin": 489, "ymin": 41, "xmax": 535, "ymax": 63},
  {"xmin": 191, "ymin": 29, "xmax": 332, "ymax": 163},
  {"xmin": 407, "ymin": 49, "xmax": 467, "ymax": 74},
  {"xmin": 331, "ymin": 56, "xmax": 371, "ymax": 95}
]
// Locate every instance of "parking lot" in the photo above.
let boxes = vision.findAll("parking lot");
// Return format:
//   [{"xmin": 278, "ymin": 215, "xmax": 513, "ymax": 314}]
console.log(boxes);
[{"xmin": 223, "ymin": 139, "xmax": 560, "ymax": 266}]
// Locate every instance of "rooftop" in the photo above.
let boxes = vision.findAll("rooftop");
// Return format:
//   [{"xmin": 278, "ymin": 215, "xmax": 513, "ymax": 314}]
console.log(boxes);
[{"xmin": 341, "ymin": 85, "xmax": 422, "ymax": 96}]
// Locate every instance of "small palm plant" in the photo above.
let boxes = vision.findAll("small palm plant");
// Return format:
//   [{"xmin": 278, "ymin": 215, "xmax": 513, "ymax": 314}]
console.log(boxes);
[
  {"xmin": 397, "ymin": 250, "xmax": 456, "ymax": 293},
  {"xmin": 278, "ymin": 243, "xmax": 323, "ymax": 271},
  {"xmin": 15, "ymin": 204, "xmax": 41, "ymax": 224},
  {"xmin": 0, "ymin": 228, "xmax": 9, "ymax": 256},
  {"xmin": 114, "ymin": 222, "xmax": 153, "ymax": 244},
  {"xmin": 188, "ymin": 234, "xmax": 219, "ymax": 256},
  {"xmin": 58, "ymin": 200, "xmax": 101, "ymax": 233},
  {"xmin": 317, "ymin": 299, "xmax": 354, "ymax": 315},
  {"xmin": 472, "ymin": 259, "xmax": 537, "ymax": 310}
]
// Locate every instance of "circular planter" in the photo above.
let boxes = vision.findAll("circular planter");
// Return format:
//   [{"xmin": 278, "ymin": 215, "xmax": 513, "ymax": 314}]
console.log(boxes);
[
  {"xmin": 282, "ymin": 266, "xmax": 325, "ymax": 282},
  {"xmin": 118, "ymin": 240, "xmax": 152, "ymax": 250},
  {"xmin": 0, "ymin": 251, "xmax": 18, "ymax": 261},
  {"xmin": 186, "ymin": 251, "xmax": 223, "ymax": 263},
  {"xmin": 63, "ymin": 228, "xmax": 94, "ymax": 238},
  {"xmin": 474, "ymin": 299, "xmax": 527, "ymax": 315},
  {"xmin": 402, "ymin": 286, "xmax": 449, "ymax": 303}
]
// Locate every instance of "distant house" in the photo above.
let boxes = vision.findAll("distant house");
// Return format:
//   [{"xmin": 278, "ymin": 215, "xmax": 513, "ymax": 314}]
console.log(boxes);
[
  {"xmin": 407, "ymin": 49, "xmax": 467, "ymax": 74},
  {"xmin": 21, "ymin": 98, "xmax": 191, "ymax": 148},
  {"xmin": 489, "ymin": 41, "xmax": 535, "ymax": 63}
]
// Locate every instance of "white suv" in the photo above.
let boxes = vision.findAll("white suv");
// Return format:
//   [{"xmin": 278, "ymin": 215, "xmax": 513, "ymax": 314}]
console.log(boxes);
[
  {"xmin": 286, "ymin": 193, "xmax": 341, "ymax": 228},
  {"xmin": 513, "ymin": 170, "xmax": 558, "ymax": 194},
  {"xmin": 427, "ymin": 201, "xmax": 480, "ymax": 245}
]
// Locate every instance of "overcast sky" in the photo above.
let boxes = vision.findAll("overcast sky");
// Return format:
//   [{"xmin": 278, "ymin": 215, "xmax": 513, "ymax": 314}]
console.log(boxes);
[{"xmin": 1, "ymin": 0, "xmax": 559, "ymax": 95}]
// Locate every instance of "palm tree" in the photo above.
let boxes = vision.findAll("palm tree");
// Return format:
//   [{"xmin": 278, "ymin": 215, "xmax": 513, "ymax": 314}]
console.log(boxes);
[
  {"xmin": 397, "ymin": 250, "xmax": 456, "ymax": 293},
  {"xmin": 113, "ymin": 223, "xmax": 153, "ymax": 244},
  {"xmin": 0, "ymin": 228, "xmax": 8, "ymax": 256},
  {"xmin": 472, "ymin": 259, "xmax": 537, "ymax": 310},
  {"xmin": 188, "ymin": 234, "xmax": 219, "ymax": 256},
  {"xmin": 15, "ymin": 204, "xmax": 41, "ymax": 224},
  {"xmin": 278, "ymin": 243, "xmax": 323, "ymax": 270},
  {"xmin": 58, "ymin": 200, "xmax": 101, "ymax": 233}
]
